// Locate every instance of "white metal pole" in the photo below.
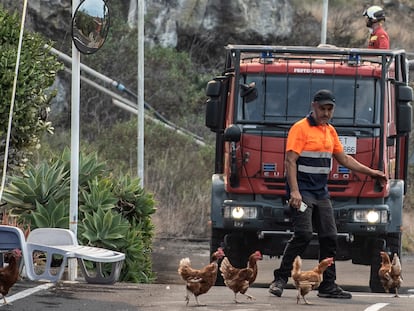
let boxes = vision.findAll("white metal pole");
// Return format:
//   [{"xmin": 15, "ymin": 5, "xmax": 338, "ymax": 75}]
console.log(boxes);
[
  {"xmin": 321, "ymin": 0, "xmax": 328, "ymax": 44},
  {"xmin": 69, "ymin": 0, "xmax": 80, "ymax": 281},
  {"xmin": 0, "ymin": 0, "xmax": 28, "ymax": 203},
  {"xmin": 137, "ymin": 0, "xmax": 144, "ymax": 187}
]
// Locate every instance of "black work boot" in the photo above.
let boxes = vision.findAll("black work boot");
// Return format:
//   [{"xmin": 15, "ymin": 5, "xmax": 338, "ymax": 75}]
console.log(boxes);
[
  {"xmin": 269, "ymin": 277, "xmax": 287, "ymax": 297},
  {"xmin": 317, "ymin": 256, "xmax": 352, "ymax": 299},
  {"xmin": 318, "ymin": 283, "xmax": 352, "ymax": 299}
]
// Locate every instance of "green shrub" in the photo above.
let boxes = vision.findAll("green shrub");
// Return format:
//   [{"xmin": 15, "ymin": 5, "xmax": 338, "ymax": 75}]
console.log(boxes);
[
  {"xmin": 31, "ymin": 199, "xmax": 69, "ymax": 228},
  {"xmin": 0, "ymin": 7, "xmax": 63, "ymax": 173},
  {"xmin": 3, "ymin": 148, "xmax": 156, "ymax": 283},
  {"xmin": 2, "ymin": 161, "xmax": 70, "ymax": 223}
]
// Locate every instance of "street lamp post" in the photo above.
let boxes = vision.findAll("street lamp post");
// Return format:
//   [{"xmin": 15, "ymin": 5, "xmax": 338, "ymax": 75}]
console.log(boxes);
[
  {"xmin": 69, "ymin": 0, "xmax": 81, "ymax": 281},
  {"xmin": 137, "ymin": 0, "xmax": 144, "ymax": 187},
  {"xmin": 321, "ymin": 0, "xmax": 329, "ymax": 44}
]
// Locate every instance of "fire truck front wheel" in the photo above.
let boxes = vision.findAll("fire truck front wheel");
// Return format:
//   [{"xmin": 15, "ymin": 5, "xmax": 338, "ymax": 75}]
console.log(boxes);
[
  {"xmin": 210, "ymin": 228, "xmax": 226, "ymax": 285},
  {"xmin": 211, "ymin": 229, "xmax": 254, "ymax": 285},
  {"xmin": 368, "ymin": 233, "xmax": 402, "ymax": 293}
]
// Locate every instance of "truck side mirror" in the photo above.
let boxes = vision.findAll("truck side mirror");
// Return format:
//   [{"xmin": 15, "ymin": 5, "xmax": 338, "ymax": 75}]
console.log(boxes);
[
  {"xmin": 205, "ymin": 80, "xmax": 222, "ymax": 130},
  {"xmin": 206, "ymin": 79, "xmax": 221, "ymax": 97},
  {"xmin": 396, "ymin": 85, "xmax": 413, "ymax": 134},
  {"xmin": 224, "ymin": 125, "xmax": 242, "ymax": 188}
]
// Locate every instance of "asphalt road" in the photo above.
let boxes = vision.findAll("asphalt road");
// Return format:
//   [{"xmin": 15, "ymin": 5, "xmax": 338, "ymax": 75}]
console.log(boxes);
[{"xmin": 2, "ymin": 252, "xmax": 414, "ymax": 311}]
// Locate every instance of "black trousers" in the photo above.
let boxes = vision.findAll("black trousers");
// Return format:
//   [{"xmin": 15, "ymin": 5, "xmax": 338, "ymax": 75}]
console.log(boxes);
[{"xmin": 273, "ymin": 197, "xmax": 338, "ymax": 288}]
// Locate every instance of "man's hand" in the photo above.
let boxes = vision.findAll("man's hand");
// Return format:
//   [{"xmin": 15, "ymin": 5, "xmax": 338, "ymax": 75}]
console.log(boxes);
[
  {"xmin": 288, "ymin": 190, "xmax": 302, "ymax": 209},
  {"xmin": 371, "ymin": 170, "xmax": 387, "ymax": 188}
]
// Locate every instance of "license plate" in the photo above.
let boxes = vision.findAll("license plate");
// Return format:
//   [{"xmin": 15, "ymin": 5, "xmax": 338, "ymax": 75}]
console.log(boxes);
[{"xmin": 339, "ymin": 136, "xmax": 357, "ymax": 154}]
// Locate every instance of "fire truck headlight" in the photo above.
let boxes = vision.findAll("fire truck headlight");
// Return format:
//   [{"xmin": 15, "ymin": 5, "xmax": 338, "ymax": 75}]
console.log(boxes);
[
  {"xmin": 232, "ymin": 207, "xmax": 244, "ymax": 219},
  {"xmin": 352, "ymin": 210, "xmax": 387, "ymax": 223},
  {"xmin": 224, "ymin": 206, "xmax": 258, "ymax": 219},
  {"xmin": 366, "ymin": 211, "xmax": 379, "ymax": 223}
]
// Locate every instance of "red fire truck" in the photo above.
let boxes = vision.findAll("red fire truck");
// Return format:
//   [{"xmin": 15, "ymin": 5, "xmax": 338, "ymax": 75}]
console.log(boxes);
[{"xmin": 205, "ymin": 44, "xmax": 413, "ymax": 291}]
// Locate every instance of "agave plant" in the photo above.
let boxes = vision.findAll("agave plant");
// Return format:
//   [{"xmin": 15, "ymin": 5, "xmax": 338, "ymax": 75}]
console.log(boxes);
[
  {"xmin": 112, "ymin": 174, "xmax": 156, "ymax": 222},
  {"xmin": 80, "ymin": 208, "xmax": 129, "ymax": 249},
  {"xmin": 31, "ymin": 198, "xmax": 69, "ymax": 229},
  {"xmin": 120, "ymin": 228, "xmax": 155, "ymax": 283},
  {"xmin": 79, "ymin": 178, "xmax": 118, "ymax": 214},
  {"xmin": 3, "ymin": 161, "xmax": 70, "ymax": 223},
  {"xmin": 58, "ymin": 147, "xmax": 106, "ymax": 189},
  {"xmin": 3, "ymin": 148, "xmax": 156, "ymax": 283}
]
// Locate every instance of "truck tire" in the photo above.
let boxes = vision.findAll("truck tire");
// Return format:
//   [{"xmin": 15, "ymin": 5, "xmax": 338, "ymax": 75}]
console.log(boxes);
[
  {"xmin": 369, "ymin": 233, "xmax": 401, "ymax": 293},
  {"xmin": 386, "ymin": 233, "xmax": 402, "ymax": 257},
  {"xmin": 210, "ymin": 228, "xmax": 226, "ymax": 285},
  {"xmin": 222, "ymin": 232, "xmax": 254, "ymax": 270},
  {"xmin": 211, "ymin": 230, "xmax": 253, "ymax": 285},
  {"xmin": 369, "ymin": 255, "xmax": 384, "ymax": 293}
]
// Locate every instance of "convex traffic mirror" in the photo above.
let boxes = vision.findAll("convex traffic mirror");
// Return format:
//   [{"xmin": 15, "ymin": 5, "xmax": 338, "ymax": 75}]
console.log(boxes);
[{"xmin": 71, "ymin": 0, "xmax": 110, "ymax": 54}]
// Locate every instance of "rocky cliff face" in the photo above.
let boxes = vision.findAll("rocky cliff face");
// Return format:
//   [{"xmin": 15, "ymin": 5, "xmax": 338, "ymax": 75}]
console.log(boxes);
[
  {"xmin": 143, "ymin": 0, "xmax": 293, "ymax": 48},
  {"xmin": 1, "ymin": 0, "xmax": 294, "ymax": 54},
  {"xmin": 1, "ymin": 0, "xmax": 72, "ymax": 45}
]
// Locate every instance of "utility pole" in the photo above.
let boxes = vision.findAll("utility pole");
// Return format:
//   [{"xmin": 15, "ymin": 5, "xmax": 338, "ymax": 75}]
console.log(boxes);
[
  {"xmin": 137, "ymin": 0, "xmax": 144, "ymax": 187},
  {"xmin": 321, "ymin": 0, "xmax": 329, "ymax": 44},
  {"xmin": 69, "ymin": 0, "xmax": 80, "ymax": 281}
]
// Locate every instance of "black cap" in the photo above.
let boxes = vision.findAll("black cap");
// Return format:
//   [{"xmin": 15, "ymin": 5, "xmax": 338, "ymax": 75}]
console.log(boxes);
[{"xmin": 313, "ymin": 89, "xmax": 335, "ymax": 106}]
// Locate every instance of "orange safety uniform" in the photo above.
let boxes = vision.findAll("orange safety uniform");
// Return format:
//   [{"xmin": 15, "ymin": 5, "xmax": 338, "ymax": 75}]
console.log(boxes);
[{"xmin": 286, "ymin": 114, "xmax": 343, "ymax": 199}]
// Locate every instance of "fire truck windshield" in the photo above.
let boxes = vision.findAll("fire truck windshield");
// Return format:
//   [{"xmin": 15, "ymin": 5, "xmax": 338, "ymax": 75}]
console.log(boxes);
[{"xmin": 238, "ymin": 75, "xmax": 380, "ymax": 126}]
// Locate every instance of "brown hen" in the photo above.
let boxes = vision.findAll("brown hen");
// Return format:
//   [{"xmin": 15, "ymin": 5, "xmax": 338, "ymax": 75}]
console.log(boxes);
[
  {"xmin": 378, "ymin": 251, "xmax": 402, "ymax": 297},
  {"xmin": 0, "ymin": 249, "xmax": 22, "ymax": 305},
  {"xmin": 177, "ymin": 247, "xmax": 225, "ymax": 306},
  {"xmin": 219, "ymin": 250, "xmax": 263, "ymax": 303},
  {"xmin": 291, "ymin": 256, "xmax": 334, "ymax": 304}
]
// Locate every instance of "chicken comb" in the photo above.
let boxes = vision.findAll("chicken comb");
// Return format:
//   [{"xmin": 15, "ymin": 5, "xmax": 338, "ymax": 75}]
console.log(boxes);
[
  {"xmin": 12, "ymin": 248, "xmax": 22, "ymax": 257},
  {"xmin": 326, "ymin": 257, "xmax": 334, "ymax": 265},
  {"xmin": 217, "ymin": 247, "xmax": 225, "ymax": 255},
  {"xmin": 254, "ymin": 250, "xmax": 263, "ymax": 257}
]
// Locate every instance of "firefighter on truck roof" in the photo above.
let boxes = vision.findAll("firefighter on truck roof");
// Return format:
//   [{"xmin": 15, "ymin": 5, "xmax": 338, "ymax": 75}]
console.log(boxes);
[{"xmin": 363, "ymin": 5, "xmax": 390, "ymax": 49}]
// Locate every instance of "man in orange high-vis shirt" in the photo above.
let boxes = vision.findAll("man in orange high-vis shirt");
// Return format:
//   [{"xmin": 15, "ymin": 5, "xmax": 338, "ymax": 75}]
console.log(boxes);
[{"xmin": 269, "ymin": 90, "xmax": 387, "ymax": 300}]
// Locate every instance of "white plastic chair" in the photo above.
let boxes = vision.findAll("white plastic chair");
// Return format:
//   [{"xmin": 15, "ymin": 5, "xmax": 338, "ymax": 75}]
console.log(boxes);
[
  {"xmin": 26, "ymin": 228, "xmax": 125, "ymax": 284},
  {"xmin": 0, "ymin": 225, "xmax": 125, "ymax": 284},
  {"xmin": 0, "ymin": 225, "xmax": 29, "ymax": 273}
]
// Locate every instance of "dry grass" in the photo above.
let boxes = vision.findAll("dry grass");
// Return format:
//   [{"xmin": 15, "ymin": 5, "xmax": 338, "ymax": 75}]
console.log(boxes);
[
  {"xmin": 142, "ymin": 124, "xmax": 213, "ymax": 239},
  {"xmin": 403, "ymin": 207, "xmax": 414, "ymax": 253}
]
